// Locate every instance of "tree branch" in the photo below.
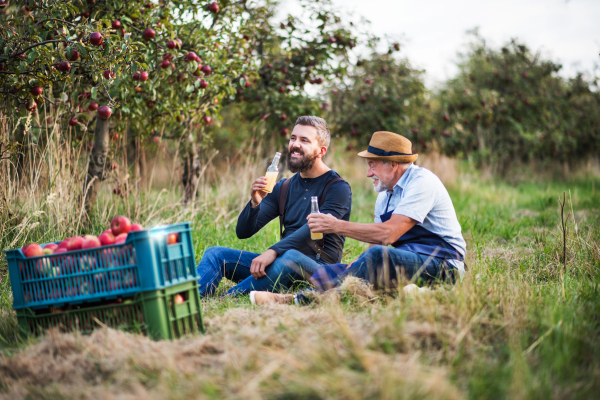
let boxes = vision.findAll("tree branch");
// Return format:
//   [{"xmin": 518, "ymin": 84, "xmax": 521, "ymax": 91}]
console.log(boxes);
[{"xmin": 11, "ymin": 40, "xmax": 66, "ymax": 58}]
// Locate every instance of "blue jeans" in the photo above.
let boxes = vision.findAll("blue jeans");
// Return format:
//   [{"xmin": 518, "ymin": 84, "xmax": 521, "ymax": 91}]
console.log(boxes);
[
  {"xmin": 310, "ymin": 245, "xmax": 456, "ymax": 292},
  {"xmin": 196, "ymin": 247, "xmax": 325, "ymax": 297}
]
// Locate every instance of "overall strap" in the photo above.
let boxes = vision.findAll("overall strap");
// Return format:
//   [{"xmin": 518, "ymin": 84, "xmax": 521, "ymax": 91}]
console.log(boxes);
[{"xmin": 278, "ymin": 177, "xmax": 291, "ymax": 238}]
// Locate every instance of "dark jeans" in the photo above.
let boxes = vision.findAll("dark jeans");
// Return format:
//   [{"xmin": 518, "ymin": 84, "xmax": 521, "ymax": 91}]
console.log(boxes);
[
  {"xmin": 310, "ymin": 245, "xmax": 456, "ymax": 293},
  {"xmin": 196, "ymin": 247, "xmax": 325, "ymax": 297}
]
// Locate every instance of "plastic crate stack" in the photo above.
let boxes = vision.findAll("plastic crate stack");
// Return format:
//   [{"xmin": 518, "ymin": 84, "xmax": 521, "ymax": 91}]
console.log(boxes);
[{"xmin": 5, "ymin": 222, "xmax": 204, "ymax": 340}]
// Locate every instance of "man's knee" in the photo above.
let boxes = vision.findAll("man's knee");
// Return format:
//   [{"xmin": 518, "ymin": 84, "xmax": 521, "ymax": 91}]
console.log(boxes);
[
  {"xmin": 276, "ymin": 250, "xmax": 312, "ymax": 278},
  {"xmin": 198, "ymin": 246, "xmax": 229, "ymax": 270},
  {"xmin": 357, "ymin": 245, "xmax": 387, "ymax": 265}
]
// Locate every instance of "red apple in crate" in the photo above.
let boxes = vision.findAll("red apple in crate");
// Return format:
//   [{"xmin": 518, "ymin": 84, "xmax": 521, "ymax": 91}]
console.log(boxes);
[
  {"xmin": 44, "ymin": 243, "xmax": 59, "ymax": 251},
  {"xmin": 115, "ymin": 233, "xmax": 128, "ymax": 244},
  {"xmin": 130, "ymin": 223, "xmax": 143, "ymax": 231},
  {"xmin": 23, "ymin": 243, "xmax": 43, "ymax": 257},
  {"xmin": 166, "ymin": 233, "xmax": 178, "ymax": 245},
  {"xmin": 36, "ymin": 258, "xmax": 51, "ymax": 277},
  {"xmin": 67, "ymin": 236, "xmax": 85, "ymax": 251},
  {"xmin": 111, "ymin": 216, "xmax": 132, "ymax": 236},
  {"xmin": 98, "ymin": 230, "xmax": 116, "ymax": 245},
  {"xmin": 54, "ymin": 247, "xmax": 69, "ymax": 255},
  {"xmin": 174, "ymin": 294, "xmax": 185, "ymax": 304},
  {"xmin": 82, "ymin": 235, "xmax": 101, "ymax": 249}
]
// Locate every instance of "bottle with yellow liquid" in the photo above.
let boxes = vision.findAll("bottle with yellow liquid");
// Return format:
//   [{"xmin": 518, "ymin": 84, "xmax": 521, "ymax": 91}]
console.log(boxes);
[
  {"xmin": 310, "ymin": 196, "xmax": 324, "ymax": 240},
  {"xmin": 262, "ymin": 152, "xmax": 281, "ymax": 193}
]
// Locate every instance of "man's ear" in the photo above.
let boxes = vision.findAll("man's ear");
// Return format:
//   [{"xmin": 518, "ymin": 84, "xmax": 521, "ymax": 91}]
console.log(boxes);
[{"xmin": 319, "ymin": 146, "xmax": 328, "ymax": 159}]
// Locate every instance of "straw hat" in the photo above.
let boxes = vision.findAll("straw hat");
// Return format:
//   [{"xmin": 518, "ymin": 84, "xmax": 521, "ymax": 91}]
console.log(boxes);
[{"xmin": 357, "ymin": 131, "xmax": 418, "ymax": 163}]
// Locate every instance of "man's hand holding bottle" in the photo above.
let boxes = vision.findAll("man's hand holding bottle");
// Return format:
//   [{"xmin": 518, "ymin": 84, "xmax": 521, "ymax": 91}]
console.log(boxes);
[{"xmin": 250, "ymin": 177, "xmax": 269, "ymax": 208}]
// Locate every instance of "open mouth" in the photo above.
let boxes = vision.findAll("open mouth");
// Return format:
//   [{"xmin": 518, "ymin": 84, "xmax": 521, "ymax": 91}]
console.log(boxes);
[{"xmin": 290, "ymin": 149, "xmax": 303, "ymax": 157}]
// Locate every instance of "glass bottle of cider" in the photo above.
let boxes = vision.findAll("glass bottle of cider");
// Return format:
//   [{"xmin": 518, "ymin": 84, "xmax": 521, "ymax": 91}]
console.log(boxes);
[
  {"xmin": 262, "ymin": 152, "xmax": 281, "ymax": 193},
  {"xmin": 310, "ymin": 196, "xmax": 324, "ymax": 240}
]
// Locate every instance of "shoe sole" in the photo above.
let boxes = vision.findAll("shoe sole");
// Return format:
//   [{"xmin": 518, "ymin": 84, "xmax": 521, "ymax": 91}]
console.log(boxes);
[{"xmin": 249, "ymin": 291, "xmax": 257, "ymax": 305}]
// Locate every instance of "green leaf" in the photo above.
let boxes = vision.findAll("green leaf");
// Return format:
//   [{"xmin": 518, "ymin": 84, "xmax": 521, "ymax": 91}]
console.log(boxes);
[
  {"xmin": 77, "ymin": 44, "xmax": 89, "ymax": 56},
  {"xmin": 91, "ymin": 87, "xmax": 97, "ymax": 99}
]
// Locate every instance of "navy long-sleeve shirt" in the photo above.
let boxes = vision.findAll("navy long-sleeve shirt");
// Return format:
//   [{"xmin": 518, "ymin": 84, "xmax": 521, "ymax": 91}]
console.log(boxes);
[{"xmin": 236, "ymin": 170, "xmax": 352, "ymax": 263}]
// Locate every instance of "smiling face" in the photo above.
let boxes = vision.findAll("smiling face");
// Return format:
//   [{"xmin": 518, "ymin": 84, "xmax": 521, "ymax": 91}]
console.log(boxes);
[
  {"xmin": 287, "ymin": 124, "xmax": 327, "ymax": 173},
  {"xmin": 366, "ymin": 159, "xmax": 398, "ymax": 192}
]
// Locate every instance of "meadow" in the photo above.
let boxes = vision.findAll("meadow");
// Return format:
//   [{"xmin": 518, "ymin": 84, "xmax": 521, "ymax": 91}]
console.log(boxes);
[{"xmin": 0, "ymin": 130, "xmax": 599, "ymax": 399}]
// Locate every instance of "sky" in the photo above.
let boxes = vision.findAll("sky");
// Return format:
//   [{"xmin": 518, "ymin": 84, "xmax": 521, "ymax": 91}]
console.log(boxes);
[{"xmin": 282, "ymin": 0, "xmax": 600, "ymax": 88}]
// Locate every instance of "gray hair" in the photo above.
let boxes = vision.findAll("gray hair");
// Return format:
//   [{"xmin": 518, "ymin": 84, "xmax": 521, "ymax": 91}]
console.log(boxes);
[{"xmin": 295, "ymin": 116, "xmax": 330, "ymax": 147}]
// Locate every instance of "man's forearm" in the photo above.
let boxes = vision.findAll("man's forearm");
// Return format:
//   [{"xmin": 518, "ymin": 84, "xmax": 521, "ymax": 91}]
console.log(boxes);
[{"xmin": 333, "ymin": 220, "xmax": 394, "ymax": 245}]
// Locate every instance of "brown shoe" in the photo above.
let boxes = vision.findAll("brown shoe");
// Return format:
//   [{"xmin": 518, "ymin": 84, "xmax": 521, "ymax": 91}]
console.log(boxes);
[{"xmin": 250, "ymin": 291, "xmax": 294, "ymax": 305}]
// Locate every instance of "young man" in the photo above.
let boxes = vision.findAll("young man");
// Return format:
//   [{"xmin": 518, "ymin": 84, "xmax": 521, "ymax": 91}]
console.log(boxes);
[
  {"xmin": 250, "ymin": 131, "xmax": 466, "ymax": 305},
  {"xmin": 196, "ymin": 116, "xmax": 352, "ymax": 296}
]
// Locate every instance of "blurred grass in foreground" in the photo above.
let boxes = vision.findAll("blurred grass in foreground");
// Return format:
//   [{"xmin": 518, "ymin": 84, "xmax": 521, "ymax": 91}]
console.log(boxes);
[{"xmin": 0, "ymin": 128, "xmax": 598, "ymax": 398}]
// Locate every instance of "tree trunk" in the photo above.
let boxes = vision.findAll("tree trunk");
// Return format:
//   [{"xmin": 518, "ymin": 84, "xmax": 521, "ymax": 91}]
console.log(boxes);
[
  {"xmin": 181, "ymin": 133, "xmax": 200, "ymax": 203},
  {"xmin": 84, "ymin": 117, "xmax": 110, "ymax": 214},
  {"xmin": 126, "ymin": 127, "xmax": 147, "ymax": 188}
]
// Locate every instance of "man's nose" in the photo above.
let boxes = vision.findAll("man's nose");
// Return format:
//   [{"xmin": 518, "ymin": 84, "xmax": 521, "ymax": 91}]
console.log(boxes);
[{"xmin": 366, "ymin": 169, "xmax": 374, "ymax": 177}]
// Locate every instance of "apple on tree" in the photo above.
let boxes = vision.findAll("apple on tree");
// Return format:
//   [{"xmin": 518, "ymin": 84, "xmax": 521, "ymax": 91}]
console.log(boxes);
[
  {"xmin": 30, "ymin": 86, "xmax": 43, "ymax": 96},
  {"xmin": 58, "ymin": 61, "xmax": 71, "ymax": 73},
  {"xmin": 143, "ymin": 28, "xmax": 155, "ymax": 41},
  {"xmin": 89, "ymin": 32, "xmax": 103, "ymax": 46},
  {"xmin": 98, "ymin": 106, "xmax": 112, "ymax": 119}
]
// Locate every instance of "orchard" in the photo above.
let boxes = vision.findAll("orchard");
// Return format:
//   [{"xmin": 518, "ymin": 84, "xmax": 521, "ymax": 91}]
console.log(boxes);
[{"xmin": 1, "ymin": 0, "xmax": 365, "ymax": 206}]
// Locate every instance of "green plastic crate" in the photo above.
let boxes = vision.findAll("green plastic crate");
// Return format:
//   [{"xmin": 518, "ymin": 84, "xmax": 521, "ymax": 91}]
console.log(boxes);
[{"xmin": 16, "ymin": 280, "xmax": 204, "ymax": 340}]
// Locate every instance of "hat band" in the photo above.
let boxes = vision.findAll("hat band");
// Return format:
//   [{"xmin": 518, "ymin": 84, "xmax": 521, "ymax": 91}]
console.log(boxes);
[{"xmin": 368, "ymin": 145, "xmax": 412, "ymax": 157}]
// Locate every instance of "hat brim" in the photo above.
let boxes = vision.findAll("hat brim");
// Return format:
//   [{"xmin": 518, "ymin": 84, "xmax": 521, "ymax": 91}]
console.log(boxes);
[{"xmin": 357, "ymin": 150, "xmax": 418, "ymax": 163}]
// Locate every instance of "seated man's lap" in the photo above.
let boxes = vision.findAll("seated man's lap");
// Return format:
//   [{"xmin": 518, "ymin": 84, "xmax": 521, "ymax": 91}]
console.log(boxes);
[
  {"xmin": 338, "ymin": 245, "xmax": 455, "ymax": 288},
  {"xmin": 198, "ymin": 246, "xmax": 316, "ymax": 294}
]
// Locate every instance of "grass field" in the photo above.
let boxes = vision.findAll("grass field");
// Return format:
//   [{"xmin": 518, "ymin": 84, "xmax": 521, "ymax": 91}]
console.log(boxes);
[{"xmin": 0, "ymin": 136, "xmax": 599, "ymax": 399}]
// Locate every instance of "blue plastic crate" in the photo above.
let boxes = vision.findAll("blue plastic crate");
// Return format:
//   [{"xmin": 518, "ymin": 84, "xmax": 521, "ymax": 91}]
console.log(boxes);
[{"xmin": 5, "ymin": 222, "xmax": 198, "ymax": 310}]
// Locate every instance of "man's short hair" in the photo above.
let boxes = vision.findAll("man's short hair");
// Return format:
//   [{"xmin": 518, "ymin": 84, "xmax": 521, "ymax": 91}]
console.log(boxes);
[{"xmin": 295, "ymin": 116, "xmax": 330, "ymax": 147}]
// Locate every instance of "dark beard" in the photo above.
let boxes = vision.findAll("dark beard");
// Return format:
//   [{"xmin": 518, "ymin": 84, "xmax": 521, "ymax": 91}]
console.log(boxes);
[{"xmin": 287, "ymin": 147, "xmax": 319, "ymax": 173}]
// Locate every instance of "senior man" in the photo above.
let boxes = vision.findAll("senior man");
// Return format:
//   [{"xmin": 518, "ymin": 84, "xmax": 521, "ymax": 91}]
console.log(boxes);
[{"xmin": 250, "ymin": 131, "xmax": 466, "ymax": 305}]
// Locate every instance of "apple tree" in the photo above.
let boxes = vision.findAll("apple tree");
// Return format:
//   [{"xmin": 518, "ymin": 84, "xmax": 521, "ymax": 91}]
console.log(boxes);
[
  {"xmin": 222, "ymin": 0, "xmax": 360, "ymax": 152},
  {"xmin": 326, "ymin": 43, "xmax": 433, "ymax": 154},
  {"xmin": 0, "ymin": 0, "xmax": 270, "ymax": 206},
  {"xmin": 437, "ymin": 33, "xmax": 600, "ymax": 173}
]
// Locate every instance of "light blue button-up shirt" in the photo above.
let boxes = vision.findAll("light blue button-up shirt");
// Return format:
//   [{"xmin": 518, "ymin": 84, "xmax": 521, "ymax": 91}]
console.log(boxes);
[{"xmin": 373, "ymin": 163, "xmax": 466, "ymax": 275}]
